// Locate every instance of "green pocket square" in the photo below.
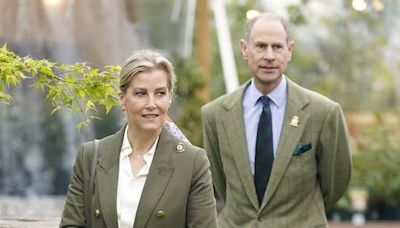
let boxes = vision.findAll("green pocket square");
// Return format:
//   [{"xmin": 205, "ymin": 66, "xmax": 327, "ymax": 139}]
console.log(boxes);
[{"xmin": 293, "ymin": 143, "xmax": 312, "ymax": 156}]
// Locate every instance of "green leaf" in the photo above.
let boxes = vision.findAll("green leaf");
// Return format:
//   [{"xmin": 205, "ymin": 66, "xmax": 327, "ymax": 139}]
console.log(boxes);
[
  {"xmin": 105, "ymin": 98, "xmax": 119, "ymax": 113},
  {"xmin": 0, "ymin": 45, "xmax": 123, "ymax": 128},
  {"xmin": 50, "ymin": 106, "xmax": 62, "ymax": 115},
  {"xmin": 75, "ymin": 120, "xmax": 89, "ymax": 131},
  {"xmin": 0, "ymin": 91, "xmax": 13, "ymax": 104}
]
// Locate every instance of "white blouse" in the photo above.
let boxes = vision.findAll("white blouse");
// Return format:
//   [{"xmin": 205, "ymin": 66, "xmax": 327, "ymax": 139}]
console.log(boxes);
[{"xmin": 116, "ymin": 127, "xmax": 158, "ymax": 228}]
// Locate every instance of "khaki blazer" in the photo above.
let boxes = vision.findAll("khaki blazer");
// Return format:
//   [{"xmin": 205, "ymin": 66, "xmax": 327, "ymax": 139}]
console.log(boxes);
[
  {"xmin": 60, "ymin": 125, "xmax": 217, "ymax": 228},
  {"xmin": 201, "ymin": 78, "xmax": 352, "ymax": 228}
]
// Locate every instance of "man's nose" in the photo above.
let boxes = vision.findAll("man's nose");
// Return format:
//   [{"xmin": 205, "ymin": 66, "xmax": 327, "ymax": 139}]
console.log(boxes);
[{"xmin": 263, "ymin": 46, "xmax": 275, "ymax": 60}]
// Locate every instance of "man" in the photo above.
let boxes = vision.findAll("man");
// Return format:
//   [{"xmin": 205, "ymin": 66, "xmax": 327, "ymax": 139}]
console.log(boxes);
[{"xmin": 201, "ymin": 12, "xmax": 351, "ymax": 228}]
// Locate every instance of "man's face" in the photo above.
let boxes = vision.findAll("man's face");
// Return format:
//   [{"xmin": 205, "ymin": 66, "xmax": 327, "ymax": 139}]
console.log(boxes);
[{"xmin": 240, "ymin": 17, "xmax": 294, "ymax": 93}]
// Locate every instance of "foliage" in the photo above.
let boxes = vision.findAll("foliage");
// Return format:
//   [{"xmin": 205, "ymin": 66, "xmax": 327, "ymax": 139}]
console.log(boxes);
[
  {"xmin": 286, "ymin": 2, "xmax": 397, "ymax": 112},
  {"xmin": 174, "ymin": 59, "xmax": 208, "ymax": 146},
  {"xmin": 0, "ymin": 44, "xmax": 120, "ymax": 129},
  {"xmin": 351, "ymin": 114, "xmax": 400, "ymax": 205}
]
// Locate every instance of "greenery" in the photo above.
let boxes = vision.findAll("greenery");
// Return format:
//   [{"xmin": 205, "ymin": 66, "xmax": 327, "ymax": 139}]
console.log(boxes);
[
  {"xmin": 351, "ymin": 117, "xmax": 400, "ymax": 206},
  {"xmin": 0, "ymin": 44, "xmax": 120, "ymax": 129},
  {"xmin": 288, "ymin": 1, "xmax": 397, "ymax": 112},
  {"xmin": 174, "ymin": 59, "xmax": 208, "ymax": 146}
]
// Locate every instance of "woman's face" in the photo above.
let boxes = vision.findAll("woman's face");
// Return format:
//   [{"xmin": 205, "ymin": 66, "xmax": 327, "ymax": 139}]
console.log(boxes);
[{"xmin": 119, "ymin": 69, "xmax": 171, "ymax": 133}]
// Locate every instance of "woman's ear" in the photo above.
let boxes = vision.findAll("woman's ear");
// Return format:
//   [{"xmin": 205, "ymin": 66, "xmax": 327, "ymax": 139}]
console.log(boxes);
[{"xmin": 118, "ymin": 91, "xmax": 126, "ymax": 111}]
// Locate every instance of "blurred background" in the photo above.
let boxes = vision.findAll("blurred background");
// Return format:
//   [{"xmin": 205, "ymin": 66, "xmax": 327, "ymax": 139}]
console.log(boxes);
[{"xmin": 0, "ymin": 0, "xmax": 399, "ymax": 226}]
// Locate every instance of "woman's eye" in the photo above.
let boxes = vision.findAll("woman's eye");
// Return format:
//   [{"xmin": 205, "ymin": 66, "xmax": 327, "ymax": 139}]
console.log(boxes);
[
  {"xmin": 156, "ymin": 91, "xmax": 166, "ymax": 97},
  {"xmin": 135, "ymin": 92, "xmax": 146, "ymax": 97}
]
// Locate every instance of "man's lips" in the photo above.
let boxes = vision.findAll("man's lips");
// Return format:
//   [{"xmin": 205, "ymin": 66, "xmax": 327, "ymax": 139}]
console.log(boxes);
[
  {"xmin": 259, "ymin": 65, "xmax": 277, "ymax": 69},
  {"xmin": 259, "ymin": 66, "xmax": 278, "ymax": 72}
]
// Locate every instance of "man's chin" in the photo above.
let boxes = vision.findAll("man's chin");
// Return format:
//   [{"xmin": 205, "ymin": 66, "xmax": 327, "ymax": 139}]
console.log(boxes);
[{"xmin": 257, "ymin": 74, "xmax": 281, "ymax": 84}]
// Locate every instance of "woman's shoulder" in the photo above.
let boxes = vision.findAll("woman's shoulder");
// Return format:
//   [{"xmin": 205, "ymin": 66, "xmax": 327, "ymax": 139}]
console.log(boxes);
[
  {"xmin": 176, "ymin": 141, "xmax": 205, "ymax": 155},
  {"xmin": 164, "ymin": 130, "xmax": 206, "ymax": 160}
]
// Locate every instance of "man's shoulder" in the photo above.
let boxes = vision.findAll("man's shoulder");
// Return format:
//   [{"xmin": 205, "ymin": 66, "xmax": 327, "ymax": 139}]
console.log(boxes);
[
  {"xmin": 304, "ymin": 86, "xmax": 336, "ymax": 104},
  {"xmin": 201, "ymin": 93, "xmax": 229, "ymax": 111},
  {"xmin": 289, "ymin": 79, "xmax": 339, "ymax": 108},
  {"xmin": 202, "ymin": 84, "xmax": 246, "ymax": 114}
]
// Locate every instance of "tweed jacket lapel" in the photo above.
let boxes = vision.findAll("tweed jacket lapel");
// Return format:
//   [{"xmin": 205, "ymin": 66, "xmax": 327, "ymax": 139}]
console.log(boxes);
[
  {"xmin": 133, "ymin": 126, "xmax": 175, "ymax": 228},
  {"xmin": 260, "ymin": 78, "xmax": 310, "ymax": 210},
  {"xmin": 221, "ymin": 82, "xmax": 259, "ymax": 210},
  {"xmin": 96, "ymin": 126, "xmax": 125, "ymax": 228}
]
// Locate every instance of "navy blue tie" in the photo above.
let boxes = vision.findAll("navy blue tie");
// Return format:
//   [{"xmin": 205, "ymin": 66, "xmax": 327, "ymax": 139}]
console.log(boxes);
[{"xmin": 254, "ymin": 96, "xmax": 274, "ymax": 205}]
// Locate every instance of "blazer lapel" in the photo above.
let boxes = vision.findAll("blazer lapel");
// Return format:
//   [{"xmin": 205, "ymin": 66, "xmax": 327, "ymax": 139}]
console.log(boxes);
[
  {"xmin": 222, "ymin": 82, "xmax": 259, "ymax": 210},
  {"xmin": 261, "ymin": 79, "xmax": 310, "ymax": 209},
  {"xmin": 133, "ymin": 126, "xmax": 174, "ymax": 228},
  {"xmin": 96, "ymin": 126, "xmax": 125, "ymax": 228}
]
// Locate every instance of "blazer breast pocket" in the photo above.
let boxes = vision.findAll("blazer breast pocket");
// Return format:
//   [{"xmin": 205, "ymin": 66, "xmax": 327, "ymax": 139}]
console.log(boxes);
[{"xmin": 293, "ymin": 142, "xmax": 312, "ymax": 156}]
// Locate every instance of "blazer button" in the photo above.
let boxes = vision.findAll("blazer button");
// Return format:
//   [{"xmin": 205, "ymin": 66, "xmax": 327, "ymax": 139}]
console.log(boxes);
[
  {"xmin": 156, "ymin": 210, "xmax": 166, "ymax": 218},
  {"xmin": 95, "ymin": 209, "xmax": 101, "ymax": 218}
]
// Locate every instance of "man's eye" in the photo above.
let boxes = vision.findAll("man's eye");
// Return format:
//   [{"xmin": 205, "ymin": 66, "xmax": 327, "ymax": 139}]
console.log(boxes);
[{"xmin": 256, "ymin": 44, "xmax": 266, "ymax": 49}]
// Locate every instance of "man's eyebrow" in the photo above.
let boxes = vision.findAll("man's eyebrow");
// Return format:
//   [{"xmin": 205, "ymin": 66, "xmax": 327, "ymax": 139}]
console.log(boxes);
[
  {"xmin": 253, "ymin": 40, "xmax": 285, "ymax": 45},
  {"xmin": 254, "ymin": 40, "xmax": 285, "ymax": 44}
]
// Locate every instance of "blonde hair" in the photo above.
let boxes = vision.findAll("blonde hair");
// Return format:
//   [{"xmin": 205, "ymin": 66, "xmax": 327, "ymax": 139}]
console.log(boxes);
[{"xmin": 119, "ymin": 50, "xmax": 176, "ymax": 94}]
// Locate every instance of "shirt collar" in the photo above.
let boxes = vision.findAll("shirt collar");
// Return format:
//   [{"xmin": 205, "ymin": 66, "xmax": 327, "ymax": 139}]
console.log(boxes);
[
  {"xmin": 246, "ymin": 76, "xmax": 287, "ymax": 108},
  {"xmin": 121, "ymin": 126, "xmax": 132, "ymax": 157},
  {"xmin": 120, "ymin": 125, "xmax": 159, "ymax": 159},
  {"xmin": 146, "ymin": 136, "xmax": 158, "ymax": 156}
]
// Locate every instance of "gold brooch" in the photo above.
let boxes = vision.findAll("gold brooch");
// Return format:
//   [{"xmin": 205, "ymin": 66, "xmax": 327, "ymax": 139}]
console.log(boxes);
[
  {"xmin": 176, "ymin": 143, "xmax": 185, "ymax": 153},
  {"xmin": 289, "ymin": 115, "xmax": 299, "ymax": 127}
]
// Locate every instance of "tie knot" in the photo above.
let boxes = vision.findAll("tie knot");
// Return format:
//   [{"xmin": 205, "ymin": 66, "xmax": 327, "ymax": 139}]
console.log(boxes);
[{"xmin": 259, "ymin": 96, "xmax": 270, "ymax": 107}]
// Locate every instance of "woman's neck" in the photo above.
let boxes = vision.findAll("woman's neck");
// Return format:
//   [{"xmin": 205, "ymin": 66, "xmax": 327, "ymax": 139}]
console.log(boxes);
[{"xmin": 127, "ymin": 126, "xmax": 161, "ymax": 156}]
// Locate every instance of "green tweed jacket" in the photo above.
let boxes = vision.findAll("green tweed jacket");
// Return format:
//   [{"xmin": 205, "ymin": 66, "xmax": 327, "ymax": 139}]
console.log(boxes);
[
  {"xmin": 201, "ymin": 78, "xmax": 352, "ymax": 228},
  {"xmin": 60, "ymin": 125, "xmax": 217, "ymax": 228}
]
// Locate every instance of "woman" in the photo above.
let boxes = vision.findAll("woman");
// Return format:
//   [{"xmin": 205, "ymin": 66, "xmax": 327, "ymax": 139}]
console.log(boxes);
[{"xmin": 60, "ymin": 50, "xmax": 217, "ymax": 228}]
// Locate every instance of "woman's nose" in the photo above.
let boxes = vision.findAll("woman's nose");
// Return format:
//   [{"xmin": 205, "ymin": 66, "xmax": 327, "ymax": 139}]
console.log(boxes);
[{"xmin": 145, "ymin": 96, "xmax": 156, "ymax": 109}]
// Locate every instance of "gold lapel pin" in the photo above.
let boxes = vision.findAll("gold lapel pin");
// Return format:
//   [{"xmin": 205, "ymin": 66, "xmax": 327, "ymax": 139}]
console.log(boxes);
[
  {"xmin": 156, "ymin": 210, "xmax": 166, "ymax": 218},
  {"xmin": 289, "ymin": 115, "xmax": 299, "ymax": 127},
  {"xmin": 176, "ymin": 142, "xmax": 185, "ymax": 153},
  {"xmin": 95, "ymin": 209, "xmax": 101, "ymax": 218}
]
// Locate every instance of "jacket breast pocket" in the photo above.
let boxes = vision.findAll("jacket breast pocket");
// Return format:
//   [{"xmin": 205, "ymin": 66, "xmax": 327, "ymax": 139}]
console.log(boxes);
[
  {"xmin": 293, "ymin": 143, "xmax": 312, "ymax": 156},
  {"xmin": 285, "ymin": 146, "xmax": 317, "ymax": 192}
]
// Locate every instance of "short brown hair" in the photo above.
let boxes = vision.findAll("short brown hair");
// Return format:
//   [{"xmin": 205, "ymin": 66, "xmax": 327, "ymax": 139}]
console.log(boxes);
[{"xmin": 244, "ymin": 12, "xmax": 291, "ymax": 42}]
